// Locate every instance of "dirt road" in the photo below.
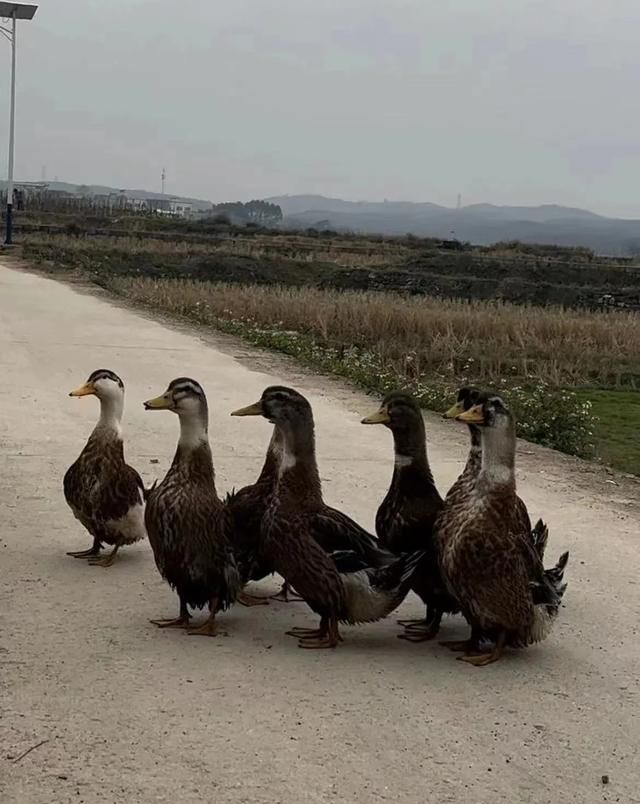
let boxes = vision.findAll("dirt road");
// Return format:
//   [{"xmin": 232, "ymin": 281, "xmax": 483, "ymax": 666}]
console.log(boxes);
[{"xmin": 1, "ymin": 262, "xmax": 638, "ymax": 803}]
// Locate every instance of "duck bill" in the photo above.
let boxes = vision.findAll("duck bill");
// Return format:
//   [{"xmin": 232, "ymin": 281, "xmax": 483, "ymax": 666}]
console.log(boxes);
[
  {"xmin": 231, "ymin": 401, "xmax": 263, "ymax": 417},
  {"xmin": 443, "ymin": 401, "xmax": 464, "ymax": 419},
  {"xmin": 144, "ymin": 394, "xmax": 171, "ymax": 410},
  {"xmin": 456, "ymin": 404, "xmax": 485, "ymax": 424},
  {"xmin": 361, "ymin": 407, "xmax": 390, "ymax": 425},
  {"xmin": 69, "ymin": 381, "xmax": 96, "ymax": 398}
]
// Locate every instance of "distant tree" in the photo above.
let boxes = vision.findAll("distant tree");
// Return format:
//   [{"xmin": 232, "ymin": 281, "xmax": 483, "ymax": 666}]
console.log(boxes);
[
  {"xmin": 245, "ymin": 200, "xmax": 283, "ymax": 224},
  {"xmin": 211, "ymin": 200, "xmax": 283, "ymax": 226},
  {"xmin": 212, "ymin": 212, "xmax": 231, "ymax": 225}
]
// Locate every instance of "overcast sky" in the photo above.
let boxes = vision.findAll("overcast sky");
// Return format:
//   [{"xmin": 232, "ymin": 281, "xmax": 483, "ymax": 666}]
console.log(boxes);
[{"xmin": 2, "ymin": 0, "xmax": 639, "ymax": 216}]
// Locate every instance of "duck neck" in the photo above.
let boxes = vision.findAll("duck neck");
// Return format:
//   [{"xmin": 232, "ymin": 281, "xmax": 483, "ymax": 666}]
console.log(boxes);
[
  {"xmin": 390, "ymin": 424, "xmax": 434, "ymax": 488},
  {"xmin": 177, "ymin": 409, "xmax": 209, "ymax": 451},
  {"xmin": 173, "ymin": 409, "xmax": 214, "ymax": 481},
  {"xmin": 257, "ymin": 428, "xmax": 282, "ymax": 484},
  {"xmin": 274, "ymin": 418, "xmax": 322, "ymax": 502},
  {"xmin": 463, "ymin": 424, "xmax": 482, "ymax": 476},
  {"xmin": 479, "ymin": 421, "xmax": 516, "ymax": 491},
  {"xmin": 96, "ymin": 394, "xmax": 124, "ymax": 438}
]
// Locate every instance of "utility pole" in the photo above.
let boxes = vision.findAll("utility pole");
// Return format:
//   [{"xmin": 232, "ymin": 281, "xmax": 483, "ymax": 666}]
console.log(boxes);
[{"xmin": 1, "ymin": 2, "xmax": 39, "ymax": 245}]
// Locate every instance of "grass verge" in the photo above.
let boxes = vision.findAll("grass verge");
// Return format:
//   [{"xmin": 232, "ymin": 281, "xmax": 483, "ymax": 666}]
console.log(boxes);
[
  {"xmin": 575, "ymin": 390, "xmax": 640, "ymax": 475},
  {"xmin": 103, "ymin": 276, "xmax": 599, "ymax": 461}
]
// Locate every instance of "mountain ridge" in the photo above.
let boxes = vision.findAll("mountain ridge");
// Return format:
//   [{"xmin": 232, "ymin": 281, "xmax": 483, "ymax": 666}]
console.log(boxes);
[{"xmin": 267, "ymin": 195, "xmax": 640, "ymax": 255}]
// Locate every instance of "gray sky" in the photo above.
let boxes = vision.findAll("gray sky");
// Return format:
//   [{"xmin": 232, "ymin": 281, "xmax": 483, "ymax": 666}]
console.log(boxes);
[{"xmin": 2, "ymin": 0, "xmax": 640, "ymax": 216}]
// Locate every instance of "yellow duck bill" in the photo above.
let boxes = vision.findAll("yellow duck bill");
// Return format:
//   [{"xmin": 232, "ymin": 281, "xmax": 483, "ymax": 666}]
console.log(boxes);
[
  {"xmin": 69, "ymin": 382, "xmax": 96, "ymax": 398},
  {"xmin": 456, "ymin": 404, "xmax": 485, "ymax": 424},
  {"xmin": 144, "ymin": 394, "xmax": 172, "ymax": 410},
  {"xmin": 443, "ymin": 401, "xmax": 465, "ymax": 419},
  {"xmin": 361, "ymin": 407, "xmax": 390, "ymax": 425},
  {"xmin": 230, "ymin": 401, "xmax": 263, "ymax": 417}
]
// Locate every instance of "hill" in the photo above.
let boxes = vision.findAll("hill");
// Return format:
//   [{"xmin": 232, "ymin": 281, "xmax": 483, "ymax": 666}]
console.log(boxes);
[{"xmin": 269, "ymin": 195, "xmax": 640, "ymax": 256}]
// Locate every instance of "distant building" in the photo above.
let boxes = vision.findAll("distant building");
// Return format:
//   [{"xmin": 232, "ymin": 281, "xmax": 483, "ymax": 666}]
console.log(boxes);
[
  {"xmin": 142, "ymin": 197, "xmax": 192, "ymax": 217},
  {"xmin": 169, "ymin": 200, "xmax": 193, "ymax": 218},
  {"xmin": 126, "ymin": 198, "xmax": 148, "ymax": 212}
]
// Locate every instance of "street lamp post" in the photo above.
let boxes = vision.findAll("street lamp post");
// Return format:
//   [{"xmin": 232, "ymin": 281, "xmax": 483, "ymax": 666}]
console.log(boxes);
[{"xmin": 1, "ymin": 2, "xmax": 38, "ymax": 246}]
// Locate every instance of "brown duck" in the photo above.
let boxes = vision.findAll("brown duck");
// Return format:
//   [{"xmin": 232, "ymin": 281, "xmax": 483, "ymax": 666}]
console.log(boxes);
[
  {"xmin": 144, "ymin": 378, "xmax": 240, "ymax": 636},
  {"xmin": 362, "ymin": 392, "xmax": 459, "ymax": 641},
  {"xmin": 229, "ymin": 402, "xmax": 394, "ymax": 605},
  {"xmin": 437, "ymin": 395, "xmax": 569, "ymax": 666},
  {"xmin": 64, "ymin": 369, "xmax": 147, "ymax": 567},
  {"xmin": 444, "ymin": 386, "xmax": 568, "ymax": 577},
  {"xmin": 232, "ymin": 386, "xmax": 423, "ymax": 648},
  {"xmin": 225, "ymin": 427, "xmax": 292, "ymax": 604}
]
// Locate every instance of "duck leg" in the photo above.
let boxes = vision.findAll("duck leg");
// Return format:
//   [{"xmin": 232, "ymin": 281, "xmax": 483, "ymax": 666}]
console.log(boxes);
[
  {"xmin": 150, "ymin": 598, "xmax": 191, "ymax": 628},
  {"xmin": 398, "ymin": 607, "xmax": 442, "ymax": 643},
  {"xmin": 67, "ymin": 538, "xmax": 101, "ymax": 559},
  {"xmin": 298, "ymin": 617, "xmax": 341, "ymax": 649},
  {"xmin": 187, "ymin": 598, "xmax": 228, "ymax": 637},
  {"xmin": 286, "ymin": 616, "xmax": 328, "ymax": 640},
  {"xmin": 88, "ymin": 544, "xmax": 120, "ymax": 568},
  {"xmin": 440, "ymin": 625, "xmax": 483, "ymax": 654},
  {"xmin": 458, "ymin": 630, "xmax": 506, "ymax": 667},
  {"xmin": 398, "ymin": 602, "xmax": 438, "ymax": 630}
]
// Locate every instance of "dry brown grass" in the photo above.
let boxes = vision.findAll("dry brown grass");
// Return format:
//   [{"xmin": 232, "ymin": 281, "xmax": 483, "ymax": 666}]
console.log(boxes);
[
  {"xmin": 22, "ymin": 232, "xmax": 408, "ymax": 268},
  {"xmin": 111, "ymin": 277, "xmax": 640, "ymax": 389}
]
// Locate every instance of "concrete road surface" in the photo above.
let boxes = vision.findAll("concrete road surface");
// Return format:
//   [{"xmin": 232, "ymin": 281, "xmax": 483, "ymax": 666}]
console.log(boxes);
[{"xmin": 1, "ymin": 262, "xmax": 638, "ymax": 803}]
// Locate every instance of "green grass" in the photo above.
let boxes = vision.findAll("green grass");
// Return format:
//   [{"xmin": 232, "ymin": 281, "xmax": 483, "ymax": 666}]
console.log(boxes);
[{"xmin": 576, "ymin": 389, "xmax": 640, "ymax": 475}]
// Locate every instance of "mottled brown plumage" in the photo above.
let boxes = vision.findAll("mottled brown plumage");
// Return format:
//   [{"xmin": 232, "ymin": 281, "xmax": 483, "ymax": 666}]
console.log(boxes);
[
  {"xmin": 232, "ymin": 387, "xmax": 424, "ymax": 648},
  {"xmin": 362, "ymin": 392, "xmax": 459, "ymax": 641},
  {"xmin": 64, "ymin": 369, "xmax": 146, "ymax": 567},
  {"xmin": 437, "ymin": 396, "xmax": 568, "ymax": 666},
  {"xmin": 443, "ymin": 387, "xmax": 568, "ymax": 590},
  {"xmin": 226, "ymin": 429, "xmax": 279, "ymax": 587},
  {"xmin": 228, "ymin": 415, "xmax": 392, "ymax": 605},
  {"xmin": 144, "ymin": 378, "xmax": 240, "ymax": 635}
]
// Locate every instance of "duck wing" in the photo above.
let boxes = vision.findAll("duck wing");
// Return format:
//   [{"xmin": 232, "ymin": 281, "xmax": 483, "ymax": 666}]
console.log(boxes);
[
  {"xmin": 311, "ymin": 506, "xmax": 394, "ymax": 567},
  {"xmin": 262, "ymin": 511, "xmax": 345, "ymax": 617}
]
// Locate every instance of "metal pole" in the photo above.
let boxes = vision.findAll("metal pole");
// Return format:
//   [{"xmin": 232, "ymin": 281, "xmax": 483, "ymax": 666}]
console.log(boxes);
[{"xmin": 4, "ymin": 11, "xmax": 16, "ymax": 245}]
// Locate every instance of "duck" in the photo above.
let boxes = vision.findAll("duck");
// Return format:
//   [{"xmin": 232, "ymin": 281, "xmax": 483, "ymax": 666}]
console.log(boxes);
[
  {"xmin": 361, "ymin": 392, "xmax": 459, "ymax": 642},
  {"xmin": 225, "ymin": 428, "xmax": 286, "ymax": 605},
  {"xmin": 143, "ymin": 378, "xmax": 240, "ymax": 635},
  {"xmin": 443, "ymin": 386, "xmax": 568, "ymax": 577},
  {"xmin": 229, "ymin": 402, "xmax": 394, "ymax": 605},
  {"xmin": 232, "ymin": 386, "xmax": 423, "ymax": 648},
  {"xmin": 437, "ymin": 395, "xmax": 569, "ymax": 666},
  {"xmin": 64, "ymin": 369, "xmax": 147, "ymax": 567}
]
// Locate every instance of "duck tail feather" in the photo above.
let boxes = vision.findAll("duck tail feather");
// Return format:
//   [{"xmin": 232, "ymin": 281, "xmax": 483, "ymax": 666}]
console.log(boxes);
[
  {"xmin": 368, "ymin": 550, "xmax": 426, "ymax": 593},
  {"xmin": 528, "ymin": 551, "xmax": 569, "ymax": 638},
  {"xmin": 531, "ymin": 518, "xmax": 549, "ymax": 560},
  {"xmin": 341, "ymin": 551, "xmax": 425, "ymax": 625},
  {"xmin": 544, "ymin": 550, "xmax": 569, "ymax": 600},
  {"xmin": 528, "ymin": 603, "xmax": 557, "ymax": 644}
]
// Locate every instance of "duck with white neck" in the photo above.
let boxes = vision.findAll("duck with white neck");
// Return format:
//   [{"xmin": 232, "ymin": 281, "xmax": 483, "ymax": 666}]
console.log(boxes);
[
  {"xmin": 443, "ymin": 386, "xmax": 567, "ymax": 590},
  {"xmin": 143, "ymin": 378, "xmax": 240, "ymax": 635},
  {"xmin": 232, "ymin": 386, "xmax": 424, "ymax": 649},
  {"xmin": 64, "ymin": 369, "xmax": 147, "ymax": 568},
  {"xmin": 436, "ymin": 395, "xmax": 569, "ymax": 666}
]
